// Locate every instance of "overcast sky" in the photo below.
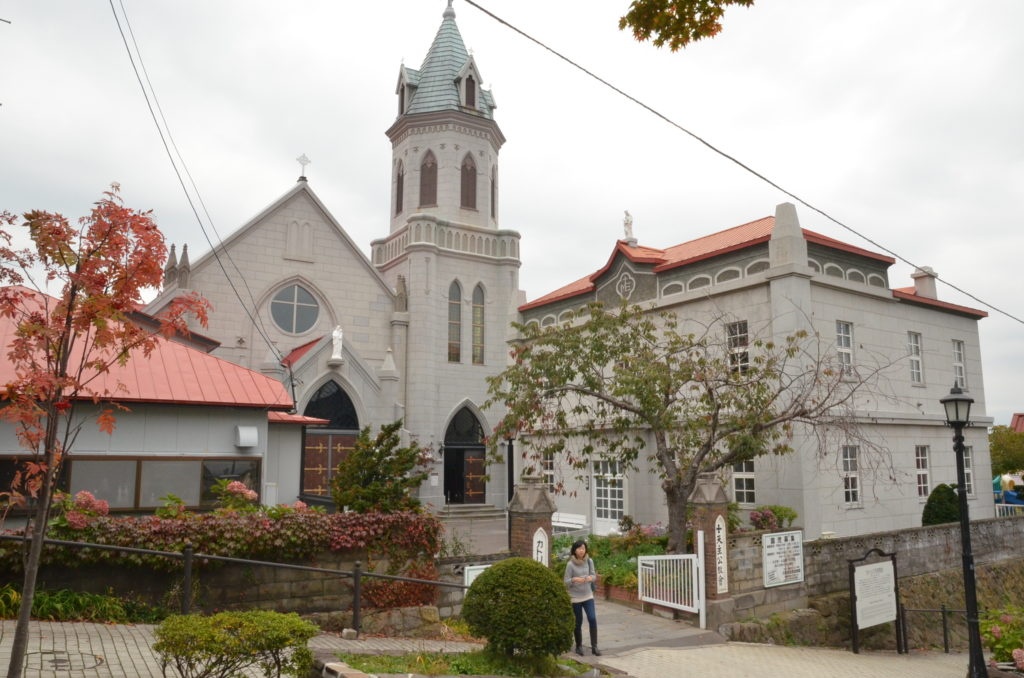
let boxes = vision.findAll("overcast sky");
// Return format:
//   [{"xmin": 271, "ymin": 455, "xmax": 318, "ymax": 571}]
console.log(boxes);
[{"xmin": 1, "ymin": 1, "xmax": 1021, "ymax": 426}]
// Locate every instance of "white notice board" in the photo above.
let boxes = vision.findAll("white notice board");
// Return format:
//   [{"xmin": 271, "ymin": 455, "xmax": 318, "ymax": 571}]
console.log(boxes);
[
  {"xmin": 854, "ymin": 560, "xmax": 897, "ymax": 629},
  {"xmin": 762, "ymin": 530, "xmax": 804, "ymax": 588}
]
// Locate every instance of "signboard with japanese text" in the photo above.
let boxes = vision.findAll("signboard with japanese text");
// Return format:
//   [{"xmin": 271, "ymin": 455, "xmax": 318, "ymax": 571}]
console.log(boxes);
[
  {"xmin": 762, "ymin": 530, "xmax": 804, "ymax": 588},
  {"xmin": 715, "ymin": 514, "xmax": 729, "ymax": 594}
]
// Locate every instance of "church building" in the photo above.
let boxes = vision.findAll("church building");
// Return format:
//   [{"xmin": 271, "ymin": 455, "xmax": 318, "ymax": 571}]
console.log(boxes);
[{"xmin": 145, "ymin": 2, "xmax": 521, "ymax": 548}]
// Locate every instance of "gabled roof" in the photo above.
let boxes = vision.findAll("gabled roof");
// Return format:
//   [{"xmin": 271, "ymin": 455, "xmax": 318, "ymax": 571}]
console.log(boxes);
[
  {"xmin": 404, "ymin": 1, "xmax": 495, "ymax": 119},
  {"xmin": 0, "ymin": 287, "xmax": 292, "ymax": 409},
  {"xmin": 145, "ymin": 179, "xmax": 395, "ymax": 315}
]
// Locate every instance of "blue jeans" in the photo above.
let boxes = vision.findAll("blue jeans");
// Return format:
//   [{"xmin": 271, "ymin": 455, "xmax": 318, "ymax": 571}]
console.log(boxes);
[{"xmin": 572, "ymin": 598, "xmax": 598, "ymax": 648}]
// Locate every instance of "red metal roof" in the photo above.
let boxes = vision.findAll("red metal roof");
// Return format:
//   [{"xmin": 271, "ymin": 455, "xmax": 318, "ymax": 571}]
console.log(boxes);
[
  {"xmin": 891, "ymin": 287, "xmax": 987, "ymax": 319},
  {"xmin": 268, "ymin": 411, "xmax": 329, "ymax": 425},
  {"xmin": 1011, "ymin": 413, "xmax": 1024, "ymax": 433},
  {"xmin": 522, "ymin": 215, "xmax": 901, "ymax": 311},
  {"xmin": 0, "ymin": 287, "xmax": 292, "ymax": 410}
]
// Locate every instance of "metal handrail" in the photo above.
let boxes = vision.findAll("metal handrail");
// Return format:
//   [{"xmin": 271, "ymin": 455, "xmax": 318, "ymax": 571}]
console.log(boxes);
[{"xmin": 0, "ymin": 532, "xmax": 466, "ymax": 635}]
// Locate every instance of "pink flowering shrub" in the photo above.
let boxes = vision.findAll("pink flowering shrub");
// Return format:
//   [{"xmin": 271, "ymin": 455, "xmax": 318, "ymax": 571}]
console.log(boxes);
[
  {"xmin": 210, "ymin": 478, "xmax": 260, "ymax": 512},
  {"xmin": 48, "ymin": 491, "xmax": 110, "ymax": 531},
  {"xmin": 981, "ymin": 606, "xmax": 1024, "ymax": 663},
  {"xmin": 749, "ymin": 509, "xmax": 779, "ymax": 531}
]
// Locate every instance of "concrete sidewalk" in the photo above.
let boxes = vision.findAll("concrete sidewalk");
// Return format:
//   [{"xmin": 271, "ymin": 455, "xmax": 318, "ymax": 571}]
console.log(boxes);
[{"xmin": 0, "ymin": 598, "xmax": 977, "ymax": 677}]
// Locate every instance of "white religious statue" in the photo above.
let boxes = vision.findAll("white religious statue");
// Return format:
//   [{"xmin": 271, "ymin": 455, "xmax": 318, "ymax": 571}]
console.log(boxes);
[
  {"xmin": 331, "ymin": 325, "xmax": 344, "ymax": 360},
  {"xmin": 623, "ymin": 210, "xmax": 634, "ymax": 240}
]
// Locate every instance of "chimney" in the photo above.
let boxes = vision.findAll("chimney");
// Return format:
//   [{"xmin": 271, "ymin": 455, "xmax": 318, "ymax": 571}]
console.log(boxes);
[{"xmin": 911, "ymin": 266, "xmax": 938, "ymax": 299}]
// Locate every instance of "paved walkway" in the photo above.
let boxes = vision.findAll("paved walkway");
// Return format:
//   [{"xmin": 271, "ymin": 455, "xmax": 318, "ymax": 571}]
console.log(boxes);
[{"xmin": 0, "ymin": 598, "xmax": 976, "ymax": 677}]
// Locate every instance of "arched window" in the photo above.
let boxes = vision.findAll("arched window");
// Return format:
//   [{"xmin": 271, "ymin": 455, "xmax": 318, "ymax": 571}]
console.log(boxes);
[
  {"xmin": 461, "ymin": 154, "xmax": 477, "ymax": 209},
  {"xmin": 448, "ymin": 281, "xmax": 462, "ymax": 363},
  {"xmin": 490, "ymin": 166, "xmax": 497, "ymax": 219},
  {"xmin": 420, "ymin": 151, "xmax": 437, "ymax": 207},
  {"xmin": 472, "ymin": 284, "xmax": 485, "ymax": 365},
  {"xmin": 465, "ymin": 75, "xmax": 476, "ymax": 108},
  {"xmin": 270, "ymin": 283, "xmax": 318, "ymax": 334},
  {"xmin": 395, "ymin": 161, "xmax": 405, "ymax": 215}
]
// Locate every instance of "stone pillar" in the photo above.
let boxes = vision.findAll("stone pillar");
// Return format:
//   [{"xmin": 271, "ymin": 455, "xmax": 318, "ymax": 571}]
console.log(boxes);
[
  {"xmin": 688, "ymin": 473, "xmax": 734, "ymax": 630},
  {"xmin": 507, "ymin": 475, "xmax": 556, "ymax": 562}
]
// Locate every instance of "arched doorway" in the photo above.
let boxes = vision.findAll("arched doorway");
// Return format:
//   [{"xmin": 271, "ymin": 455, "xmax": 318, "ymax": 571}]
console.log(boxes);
[
  {"xmin": 301, "ymin": 381, "xmax": 359, "ymax": 503},
  {"xmin": 443, "ymin": 407, "xmax": 485, "ymax": 504}
]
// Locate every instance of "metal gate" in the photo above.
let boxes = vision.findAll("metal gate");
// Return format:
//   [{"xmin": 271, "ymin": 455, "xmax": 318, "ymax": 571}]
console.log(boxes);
[{"xmin": 637, "ymin": 529, "xmax": 705, "ymax": 628}]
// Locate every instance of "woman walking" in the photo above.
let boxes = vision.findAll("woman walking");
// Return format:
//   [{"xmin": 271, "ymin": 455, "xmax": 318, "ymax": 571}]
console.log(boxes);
[{"xmin": 564, "ymin": 539, "xmax": 601, "ymax": 656}]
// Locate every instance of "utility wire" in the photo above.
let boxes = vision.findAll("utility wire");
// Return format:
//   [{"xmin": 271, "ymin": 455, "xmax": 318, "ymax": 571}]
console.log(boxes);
[
  {"xmin": 463, "ymin": 0, "xmax": 1023, "ymax": 326},
  {"xmin": 108, "ymin": 1, "xmax": 286, "ymax": 364}
]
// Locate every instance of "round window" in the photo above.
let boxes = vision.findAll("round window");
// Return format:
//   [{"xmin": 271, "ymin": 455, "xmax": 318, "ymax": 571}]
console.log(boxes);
[{"xmin": 270, "ymin": 284, "xmax": 319, "ymax": 334}]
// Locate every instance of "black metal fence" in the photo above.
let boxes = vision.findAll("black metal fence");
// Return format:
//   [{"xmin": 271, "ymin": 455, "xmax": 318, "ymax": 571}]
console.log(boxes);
[
  {"xmin": 899, "ymin": 604, "xmax": 970, "ymax": 653},
  {"xmin": 0, "ymin": 533, "xmax": 467, "ymax": 635}
]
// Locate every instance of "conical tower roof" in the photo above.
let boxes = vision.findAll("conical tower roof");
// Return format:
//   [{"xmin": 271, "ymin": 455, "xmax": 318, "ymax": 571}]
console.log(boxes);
[{"xmin": 404, "ymin": 1, "xmax": 495, "ymax": 118}]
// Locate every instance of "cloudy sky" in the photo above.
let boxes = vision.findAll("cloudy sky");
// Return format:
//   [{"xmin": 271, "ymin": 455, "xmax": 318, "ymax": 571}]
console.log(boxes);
[{"xmin": 1, "ymin": 1, "xmax": 1021, "ymax": 426}]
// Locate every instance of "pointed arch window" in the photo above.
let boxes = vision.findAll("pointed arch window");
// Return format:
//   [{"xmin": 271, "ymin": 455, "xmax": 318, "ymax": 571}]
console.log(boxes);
[
  {"xmin": 420, "ymin": 151, "xmax": 437, "ymax": 207},
  {"xmin": 395, "ymin": 161, "xmax": 405, "ymax": 215},
  {"xmin": 460, "ymin": 154, "xmax": 477, "ymax": 209},
  {"xmin": 465, "ymin": 75, "xmax": 476, "ymax": 108},
  {"xmin": 472, "ymin": 284, "xmax": 485, "ymax": 365},
  {"xmin": 448, "ymin": 281, "xmax": 462, "ymax": 363},
  {"xmin": 490, "ymin": 165, "xmax": 497, "ymax": 219}
]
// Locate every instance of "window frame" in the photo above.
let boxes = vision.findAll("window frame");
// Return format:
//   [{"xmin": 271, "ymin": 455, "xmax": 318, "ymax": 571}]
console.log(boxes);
[
  {"xmin": 726, "ymin": 320, "xmax": 750, "ymax": 374},
  {"xmin": 952, "ymin": 339, "xmax": 967, "ymax": 389},
  {"xmin": 471, "ymin": 284, "xmax": 485, "ymax": 365},
  {"xmin": 908, "ymin": 331, "xmax": 924, "ymax": 384},
  {"xmin": 270, "ymin": 283, "xmax": 319, "ymax": 334},
  {"xmin": 448, "ymin": 281, "xmax": 462, "ymax": 363},
  {"xmin": 963, "ymin": 445, "xmax": 974, "ymax": 496},
  {"xmin": 419, "ymin": 151, "xmax": 438, "ymax": 207},
  {"xmin": 460, "ymin": 154, "xmax": 477, "ymax": 210},
  {"xmin": 732, "ymin": 460, "xmax": 756, "ymax": 507},
  {"xmin": 915, "ymin": 445, "xmax": 930, "ymax": 500},
  {"xmin": 835, "ymin": 320, "xmax": 854, "ymax": 375},
  {"xmin": 841, "ymin": 444, "xmax": 861, "ymax": 507}
]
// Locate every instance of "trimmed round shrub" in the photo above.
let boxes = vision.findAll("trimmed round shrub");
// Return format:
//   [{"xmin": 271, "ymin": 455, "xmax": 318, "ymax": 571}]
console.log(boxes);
[
  {"xmin": 922, "ymin": 483, "xmax": 961, "ymax": 526},
  {"xmin": 462, "ymin": 557, "xmax": 573, "ymax": 658}
]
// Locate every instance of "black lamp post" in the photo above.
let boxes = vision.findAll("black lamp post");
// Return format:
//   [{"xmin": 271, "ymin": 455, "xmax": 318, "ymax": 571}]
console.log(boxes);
[
  {"xmin": 505, "ymin": 435, "xmax": 516, "ymax": 550},
  {"xmin": 939, "ymin": 384, "xmax": 987, "ymax": 678}
]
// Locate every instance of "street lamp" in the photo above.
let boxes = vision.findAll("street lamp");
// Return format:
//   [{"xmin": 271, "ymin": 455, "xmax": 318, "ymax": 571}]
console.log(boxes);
[
  {"xmin": 939, "ymin": 384, "xmax": 986, "ymax": 678},
  {"xmin": 505, "ymin": 434, "xmax": 516, "ymax": 550}
]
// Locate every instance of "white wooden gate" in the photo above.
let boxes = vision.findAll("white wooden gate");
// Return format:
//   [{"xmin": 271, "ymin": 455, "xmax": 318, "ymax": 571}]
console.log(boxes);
[{"xmin": 637, "ymin": 529, "xmax": 705, "ymax": 628}]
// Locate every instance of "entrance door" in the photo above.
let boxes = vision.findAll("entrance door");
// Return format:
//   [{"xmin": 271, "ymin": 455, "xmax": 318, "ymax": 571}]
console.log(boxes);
[
  {"xmin": 592, "ymin": 460, "xmax": 625, "ymax": 535},
  {"xmin": 443, "ymin": 407, "xmax": 486, "ymax": 505},
  {"xmin": 443, "ymin": 446, "xmax": 486, "ymax": 504}
]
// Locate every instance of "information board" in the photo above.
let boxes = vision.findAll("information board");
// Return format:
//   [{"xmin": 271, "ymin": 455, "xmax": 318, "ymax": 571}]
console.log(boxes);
[
  {"xmin": 854, "ymin": 560, "xmax": 897, "ymax": 629},
  {"xmin": 762, "ymin": 530, "xmax": 804, "ymax": 588}
]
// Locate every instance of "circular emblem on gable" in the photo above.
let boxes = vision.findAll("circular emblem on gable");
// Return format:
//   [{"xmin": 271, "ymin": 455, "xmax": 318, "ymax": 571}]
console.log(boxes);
[{"xmin": 615, "ymin": 272, "xmax": 636, "ymax": 300}]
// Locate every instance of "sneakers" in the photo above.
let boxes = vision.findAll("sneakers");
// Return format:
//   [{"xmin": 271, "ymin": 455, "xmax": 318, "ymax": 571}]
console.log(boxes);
[
  {"xmin": 575, "ymin": 645, "xmax": 584, "ymax": 656},
  {"xmin": 591, "ymin": 647, "xmax": 602, "ymax": 656}
]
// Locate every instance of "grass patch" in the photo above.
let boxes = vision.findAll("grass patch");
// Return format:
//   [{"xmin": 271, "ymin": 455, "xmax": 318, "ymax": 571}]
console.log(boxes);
[
  {"xmin": 338, "ymin": 648, "xmax": 596, "ymax": 677},
  {"xmin": 0, "ymin": 583, "xmax": 168, "ymax": 623}
]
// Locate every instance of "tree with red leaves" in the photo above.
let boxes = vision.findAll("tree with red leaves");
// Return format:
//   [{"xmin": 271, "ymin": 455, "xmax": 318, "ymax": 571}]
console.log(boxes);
[
  {"xmin": 620, "ymin": 0, "xmax": 756, "ymax": 51},
  {"xmin": 0, "ymin": 186, "xmax": 208, "ymax": 678}
]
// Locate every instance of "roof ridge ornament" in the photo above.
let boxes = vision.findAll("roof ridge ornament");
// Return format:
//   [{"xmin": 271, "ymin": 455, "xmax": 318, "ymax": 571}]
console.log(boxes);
[
  {"xmin": 296, "ymin": 153, "xmax": 311, "ymax": 182},
  {"xmin": 444, "ymin": 0, "xmax": 455, "ymax": 19}
]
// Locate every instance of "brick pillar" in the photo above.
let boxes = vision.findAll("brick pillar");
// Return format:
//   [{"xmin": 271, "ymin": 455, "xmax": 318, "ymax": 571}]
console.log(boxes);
[
  {"xmin": 507, "ymin": 475, "xmax": 557, "ymax": 562},
  {"xmin": 688, "ymin": 473, "xmax": 734, "ymax": 629}
]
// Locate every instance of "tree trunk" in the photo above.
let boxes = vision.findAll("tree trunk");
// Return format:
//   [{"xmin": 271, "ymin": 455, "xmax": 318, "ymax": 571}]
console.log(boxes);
[
  {"xmin": 663, "ymin": 479, "xmax": 692, "ymax": 553},
  {"xmin": 7, "ymin": 465, "xmax": 57, "ymax": 678}
]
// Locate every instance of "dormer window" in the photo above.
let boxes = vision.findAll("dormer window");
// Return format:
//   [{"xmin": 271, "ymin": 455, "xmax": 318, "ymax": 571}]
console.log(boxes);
[{"xmin": 465, "ymin": 75, "xmax": 476, "ymax": 109}]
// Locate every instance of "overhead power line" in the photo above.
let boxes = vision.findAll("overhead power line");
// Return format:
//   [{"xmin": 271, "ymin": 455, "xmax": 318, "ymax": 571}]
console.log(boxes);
[
  {"xmin": 108, "ymin": 1, "xmax": 285, "ymax": 363},
  {"xmin": 463, "ymin": 0, "xmax": 1023, "ymax": 327}
]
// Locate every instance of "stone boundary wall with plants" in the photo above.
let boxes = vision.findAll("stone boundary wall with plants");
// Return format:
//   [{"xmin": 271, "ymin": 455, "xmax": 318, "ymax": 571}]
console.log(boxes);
[{"xmin": 714, "ymin": 514, "xmax": 1024, "ymax": 628}]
